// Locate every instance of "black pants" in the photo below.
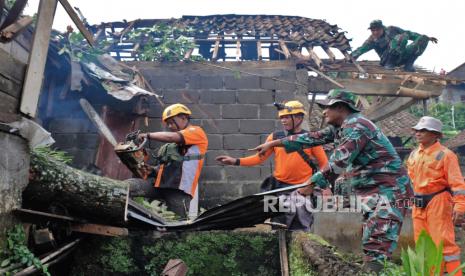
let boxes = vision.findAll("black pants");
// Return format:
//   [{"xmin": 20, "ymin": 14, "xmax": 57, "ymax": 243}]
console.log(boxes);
[{"xmin": 127, "ymin": 178, "xmax": 191, "ymax": 219}]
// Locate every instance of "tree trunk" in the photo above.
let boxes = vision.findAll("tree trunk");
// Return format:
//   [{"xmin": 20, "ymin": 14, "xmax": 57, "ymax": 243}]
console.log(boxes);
[{"xmin": 23, "ymin": 151, "xmax": 142, "ymax": 224}]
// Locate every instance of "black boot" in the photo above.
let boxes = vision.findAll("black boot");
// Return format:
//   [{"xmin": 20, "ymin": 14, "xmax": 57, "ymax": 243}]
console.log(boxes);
[{"xmin": 403, "ymin": 55, "xmax": 418, "ymax": 72}]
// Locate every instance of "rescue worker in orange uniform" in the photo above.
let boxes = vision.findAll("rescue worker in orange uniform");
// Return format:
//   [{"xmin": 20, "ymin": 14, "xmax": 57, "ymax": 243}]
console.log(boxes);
[
  {"xmin": 136, "ymin": 104, "xmax": 208, "ymax": 219},
  {"xmin": 407, "ymin": 116, "xmax": 465, "ymax": 275},
  {"xmin": 216, "ymin": 100, "xmax": 329, "ymax": 230}
]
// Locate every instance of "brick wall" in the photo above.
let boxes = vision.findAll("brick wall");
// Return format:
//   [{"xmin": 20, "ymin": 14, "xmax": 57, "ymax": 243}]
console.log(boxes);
[{"xmin": 133, "ymin": 61, "xmax": 309, "ymax": 208}]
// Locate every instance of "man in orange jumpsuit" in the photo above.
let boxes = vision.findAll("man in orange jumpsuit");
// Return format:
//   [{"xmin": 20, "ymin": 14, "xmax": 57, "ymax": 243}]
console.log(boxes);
[
  {"xmin": 407, "ymin": 116, "xmax": 465, "ymax": 275},
  {"xmin": 216, "ymin": 100, "xmax": 328, "ymax": 230}
]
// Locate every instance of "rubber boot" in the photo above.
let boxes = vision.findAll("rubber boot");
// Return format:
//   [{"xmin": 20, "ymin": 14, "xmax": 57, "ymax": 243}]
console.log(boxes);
[{"xmin": 402, "ymin": 55, "xmax": 418, "ymax": 72}]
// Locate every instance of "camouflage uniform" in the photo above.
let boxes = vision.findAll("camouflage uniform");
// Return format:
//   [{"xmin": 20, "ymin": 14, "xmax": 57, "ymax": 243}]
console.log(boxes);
[
  {"xmin": 352, "ymin": 24, "xmax": 430, "ymax": 67},
  {"xmin": 282, "ymin": 90, "xmax": 413, "ymax": 263}
]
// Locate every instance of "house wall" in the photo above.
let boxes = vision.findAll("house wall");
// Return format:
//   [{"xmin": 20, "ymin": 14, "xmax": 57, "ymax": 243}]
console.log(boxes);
[
  {"xmin": 0, "ymin": 28, "xmax": 31, "ymax": 242},
  {"xmin": 131, "ymin": 61, "xmax": 309, "ymax": 208}
]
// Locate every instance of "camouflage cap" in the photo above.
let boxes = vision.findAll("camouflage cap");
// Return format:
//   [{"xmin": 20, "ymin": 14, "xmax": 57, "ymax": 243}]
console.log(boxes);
[
  {"xmin": 368, "ymin": 20, "xmax": 384, "ymax": 30},
  {"xmin": 316, "ymin": 89, "xmax": 360, "ymax": 112}
]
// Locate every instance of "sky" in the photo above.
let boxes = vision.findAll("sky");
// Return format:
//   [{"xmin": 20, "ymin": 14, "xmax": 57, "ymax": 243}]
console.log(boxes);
[{"xmin": 24, "ymin": 0, "xmax": 465, "ymax": 72}]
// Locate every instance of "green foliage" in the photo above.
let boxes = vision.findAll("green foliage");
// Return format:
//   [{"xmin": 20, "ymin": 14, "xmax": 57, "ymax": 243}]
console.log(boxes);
[
  {"xmin": 127, "ymin": 23, "xmax": 200, "ymax": 62},
  {"xmin": 99, "ymin": 238, "xmax": 138, "ymax": 273},
  {"xmin": 289, "ymin": 238, "xmax": 316, "ymax": 276},
  {"xmin": 409, "ymin": 102, "xmax": 465, "ymax": 131},
  {"xmin": 33, "ymin": 146, "xmax": 73, "ymax": 164},
  {"xmin": 143, "ymin": 232, "xmax": 279, "ymax": 276},
  {"xmin": 399, "ymin": 230, "xmax": 465, "ymax": 276},
  {"xmin": 0, "ymin": 225, "xmax": 50, "ymax": 276}
]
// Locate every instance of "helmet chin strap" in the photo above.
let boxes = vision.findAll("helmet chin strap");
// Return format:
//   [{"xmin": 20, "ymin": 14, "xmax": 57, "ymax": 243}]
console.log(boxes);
[
  {"xmin": 288, "ymin": 115, "xmax": 303, "ymax": 134},
  {"xmin": 173, "ymin": 116, "xmax": 190, "ymax": 131}
]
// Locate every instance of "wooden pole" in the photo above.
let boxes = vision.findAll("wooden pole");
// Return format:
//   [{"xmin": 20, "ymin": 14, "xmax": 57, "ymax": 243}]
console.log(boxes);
[
  {"xmin": 58, "ymin": 0, "xmax": 95, "ymax": 47},
  {"xmin": 278, "ymin": 230, "xmax": 289, "ymax": 276},
  {"xmin": 306, "ymin": 65, "xmax": 345, "ymax": 88},
  {"xmin": 20, "ymin": 0, "xmax": 58, "ymax": 117}
]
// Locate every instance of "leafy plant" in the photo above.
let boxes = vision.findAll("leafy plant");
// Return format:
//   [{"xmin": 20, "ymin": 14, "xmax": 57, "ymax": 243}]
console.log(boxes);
[
  {"xmin": 401, "ymin": 230, "xmax": 465, "ymax": 276},
  {"xmin": 33, "ymin": 146, "xmax": 73, "ymax": 164},
  {"xmin": 0, "ymin": 225, "xmax": 50, "ymax": 276},
  {"xmin": 409, "ymin": 102, "xmax": 465, "ymax": 131},
  {"xmin": 127, "ymin": 23, "xmax": 199, "ymax": 62}
]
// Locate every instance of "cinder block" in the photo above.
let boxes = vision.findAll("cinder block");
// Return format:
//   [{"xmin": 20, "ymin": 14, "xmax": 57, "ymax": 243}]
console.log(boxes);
[
  {"xmin": 188, "ymin": 104, "xmax": 221, "ymax": 120},
  {"xmin": 140, "ymin": 118, "xmax": 164, "ymax": 132},
  {"xmin": 149, "ymin": 75, "xmax": 186, "ymax": 89},
  {"xmin": 200, "ymin": 166, "xmax": 225, "ymax": 181},
  {"xmin": 206, "ymin": 134, "xmax": 223, "ymax": 150},
  {"xmin": 162, "ymin": 90, "xmax": 199, "ymax": 104},
  {"xmin": 240, "ymin": 119, "xmax": 275, "ymax": 134},
  {"xmin": 222, "ymin": 104, "xmax": 258, "ymax": 119},
  {"xmin": 225, "ymin": 75, "xmax": 261, "ymax": 90},
  {"xmin": 200, "ymin": 90, "xmax": 236, "ymax": 104},
  {"xmin": 223, "ymin": 134, "xmax": 260, "ymax": 150},
  {"xmin": 259, "ymin": 105, "xmax": 278, "ymax": 119},
  {"xmin": 189, "ymin": 75, "xmax": 223, "ymax": 89},
  {"xmin": 146, "ymin": 98, "xmax": 164, "ymax": 117},
  {"xmin": 224, "ymin": 166, "xmax": 261, "ymax": 181},
  {"xmin": 237, "ymin": 91, "xmax": 273, "ymax": 104},
  {"xmin": 260, "ymin": 77, "xmax": 277, "ymax": 90},
  {"xmin": 199, "ymin": 182, "xmax": 241, "ymax": 208},
  {"xmin": 205, "ymin": 150, "xmax": 228, "ymax": 166},
  {"xmin": 202, "ymin": 119, "xmax": 239, "ymax": 134},
  {"xmin": 275, "ymin": 91, "xmax": 296, "ymax": 102},
  {"xmin": 241, "ymin": 182, "xmax": 262, "ymax": 195}
]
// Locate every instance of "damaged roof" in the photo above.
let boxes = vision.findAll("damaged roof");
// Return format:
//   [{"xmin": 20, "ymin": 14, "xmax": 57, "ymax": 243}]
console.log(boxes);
[
  {"xmin": 444, "ymin": 129, "xmax": 465, "ymax": 149},
  {"xmin": 89, "ymin": 14, "xmax": 352, "ymax": 61}
]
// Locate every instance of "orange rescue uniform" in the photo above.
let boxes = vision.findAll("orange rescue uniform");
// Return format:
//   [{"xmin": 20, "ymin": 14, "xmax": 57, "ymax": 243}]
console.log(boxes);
[
  {"xmin": 407, "ymin": 141, "xmax": 465, "ymax": 275},
  {"xmin": 240, "ymin": 132, "xmax": 328, "ymax": 184},
  {"xmin": 155, "ymin": 125, "xmax": 208, "ymax": 196}
]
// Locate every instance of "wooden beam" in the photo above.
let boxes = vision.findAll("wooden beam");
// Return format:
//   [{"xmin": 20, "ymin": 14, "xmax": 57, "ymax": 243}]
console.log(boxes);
[
  {"xmin": 306, "ymin": 46, "xmax": 323, "ymax": 69},
  {"xmin": 364, "ymin": 97, "xmax": 417, "ymax": 122},
  {"xmin": 306, "ymin": 65, "xmax": 345, "ymax": 88},
  {"xmin": 278, "ymin": 39, "xmax": 291, "ymax": 59},
  {"xmin": 0, "ymin": 16, "xmax": 33, "ymax": 41},
  {"xmin": 322, "ymin": 45, "xmax": 336, "ymax": 61},
  {"xmin": 257, "ymin": 41, "xmax": 262, "ymax": 60},
  {"xmin": 236, "ymin": 37, "xmax": 241, "ymax": 61},
  {"xmin": 20, "ymin": 0, "xmax": 57, "ymax": 118},
  {"xmin": 183, "ymin": 48, "xmax": 194, "ymax": 60},
  {"xmin": 70, "ymin": 223, "xmax": 128, "ymax": 237},
  {"xmin": 279, "ymin": 229, "xmax": 289, "ymax": 276},
  {"xmin": 212, "ymin": 35, "xmax": 221, "ymax": 61},
  {"xmin": 343, "ymin": 52, "xmax": 367, "ymax": 75},
  {"xmin": 58, "ymin": 0, "xmax": 95, "ymax": 47}
]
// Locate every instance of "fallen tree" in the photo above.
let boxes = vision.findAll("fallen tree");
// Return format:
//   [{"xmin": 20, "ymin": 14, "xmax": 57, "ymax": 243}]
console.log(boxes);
[{"xmin": 23, "ymin": 149, "xmax": 148, "ymax": 224}]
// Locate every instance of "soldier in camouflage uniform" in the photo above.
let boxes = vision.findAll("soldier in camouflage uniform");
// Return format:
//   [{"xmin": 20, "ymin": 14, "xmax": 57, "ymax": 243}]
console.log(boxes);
[
  {"xmin": 252, "ymin": 89, "xmax": 414, "ymax": 273},
  {"xmin": 351, "ymin": 20, "xmax": 438, "ymax": 72}
]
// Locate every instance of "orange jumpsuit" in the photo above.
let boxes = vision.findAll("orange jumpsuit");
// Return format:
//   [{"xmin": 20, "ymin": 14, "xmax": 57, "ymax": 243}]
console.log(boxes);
[{"xmin": 407, "ymin": 141, "xmax": 465, "ymax": 275}]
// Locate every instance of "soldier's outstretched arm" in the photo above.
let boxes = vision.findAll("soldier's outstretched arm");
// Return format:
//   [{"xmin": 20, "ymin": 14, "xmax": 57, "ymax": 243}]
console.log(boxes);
[{"xmin": 282, "ymin": 126, "xmax": 336, "ymax": 153}]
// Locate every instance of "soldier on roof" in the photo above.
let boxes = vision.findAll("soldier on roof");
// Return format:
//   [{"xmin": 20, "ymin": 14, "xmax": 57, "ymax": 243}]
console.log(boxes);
[{"xmin": 351, "ymin": 20, "xmax": 438, "ymax": 72}]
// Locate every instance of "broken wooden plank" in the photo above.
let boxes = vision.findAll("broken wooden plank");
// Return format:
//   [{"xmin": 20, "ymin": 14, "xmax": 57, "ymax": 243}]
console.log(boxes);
[
  {"xmin": 364, "ymin": 97, "xmax": 417, "ymax": 122},
  {"xmin": 236, "ymin": 37, "xmax": 241, "ymax": 61},
  {"xmin": 70, "ymin": 223, "xmax": 129, "ymax": 237},
  {"xmin": 183, "ymin": 48, "xmax": 194, "ymax": 60},
  {"xmin": 306, "ymin": 46, "xmax": 323, "ymax": 69},
  {"xmin": 0, "ymin": 16, "xmax": 33, "ymax": 42},
  {"xmin": 212, "ymin": 35, "xmax": 221, "ymax": 61},
  {"xmin": 58, "ymin": 0, "xmax": 95, "ymax": 47},
  {"xmin": 162, "ymin": 259, "xmax": 188, "ymax": 276},
  {"xmin": 306, "ymin": 65, "xmax": 345, "ymax": 88},
  {"xmin": 20, "ymin": 0, "xmax": 57, "ymax": 118},
  {"xmin": 279, "ymin": 39, "xmax": 291, "ymax": 59},
  {"xmin": 322, "ymin": 45, "xmax": 336, "ymax": 61}
]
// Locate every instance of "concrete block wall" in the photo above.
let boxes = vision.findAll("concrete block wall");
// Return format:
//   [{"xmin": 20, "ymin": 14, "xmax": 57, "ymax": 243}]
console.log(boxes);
[{"xmin": 133, "ymin": 61, "xmax": 309, "ymax": 208}]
